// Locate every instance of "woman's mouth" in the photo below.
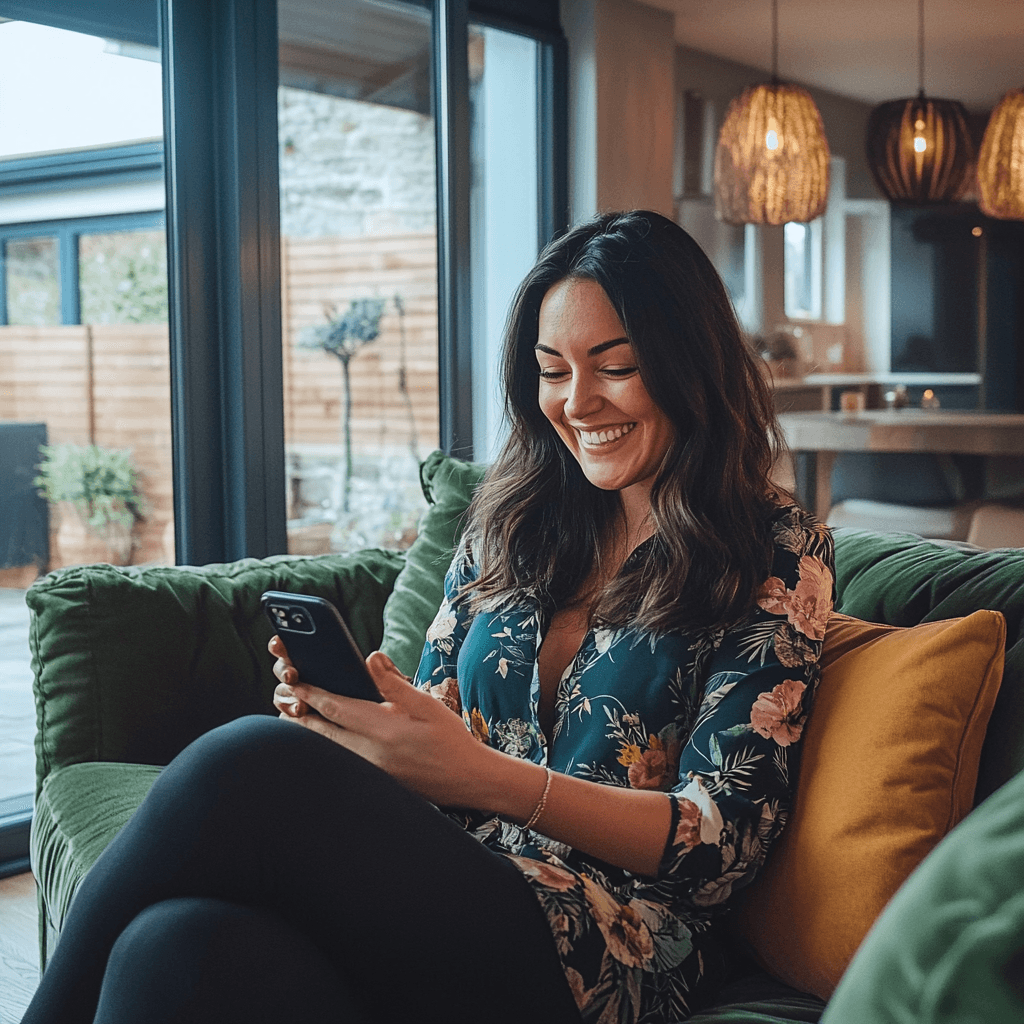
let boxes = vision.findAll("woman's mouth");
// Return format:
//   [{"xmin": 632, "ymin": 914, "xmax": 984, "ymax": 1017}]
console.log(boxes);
[{"xmin": 578, "ymin": 423, "xmax": 636, "ymax": 447}]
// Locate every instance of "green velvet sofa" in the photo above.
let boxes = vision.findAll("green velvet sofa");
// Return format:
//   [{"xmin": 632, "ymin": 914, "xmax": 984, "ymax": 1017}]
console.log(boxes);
[{"xmin": 27, "ymin": 452, "xmax": 1024, "ymax": 1022}]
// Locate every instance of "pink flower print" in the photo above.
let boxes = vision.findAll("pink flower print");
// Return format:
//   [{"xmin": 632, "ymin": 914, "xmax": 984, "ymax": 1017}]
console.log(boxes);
[
  {"xmin": 424, "ymin": 676, "xmax": 461, "ymax": 714},
  {"xmin": 673, "ymin": 797, "xmax": 703, "ymax": 851},
  {"xmin": 581, "ymin": 877, "xmax": 655, "ymax": 968},
  {"xmin": 679, "ymin": 775, "xmax": 724, "ymax": 845},
  {"xmin": 750, "ymin": 678, "xmax": 807, "ymax": 746},
  {"xmin": 757, "ymin": 555, "xmax": 831, "ymax": 641},
  {"xmin": 628, "ymin": 747, "xmax": 669, "ymax": 790},
  {"xmin": 510, "ymin": 856, "xmax": 579, "ymax": 891}
]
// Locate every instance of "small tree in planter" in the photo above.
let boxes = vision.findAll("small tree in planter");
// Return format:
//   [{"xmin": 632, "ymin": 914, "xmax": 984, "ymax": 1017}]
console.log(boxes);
[
  {"xmin": 299, "ymin": 298, "xmax": 386, "ymax": 514},
  {"xmin": 34, "ymin": 443, "xmax": 146, "ymax": 566}
]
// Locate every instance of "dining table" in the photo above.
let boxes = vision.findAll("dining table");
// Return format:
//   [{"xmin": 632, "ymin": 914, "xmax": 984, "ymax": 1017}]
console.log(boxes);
[{"xmin": 776, "ymin": 409, "xmax": 1024, "ymax": 519}]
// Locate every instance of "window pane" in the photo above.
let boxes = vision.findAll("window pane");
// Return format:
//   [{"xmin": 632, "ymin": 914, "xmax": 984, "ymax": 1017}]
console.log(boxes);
[
  {"xmin": 784, "ymin": 219, "xmax": 823, "ymax": 320},
  {"xmin": 0, "ymin": 20, "xmax": 170, "ymax": 808},
  {"xmin": 469, "ymin": 25, "xmax": 540, "ymax": 461},
  {"xmin": 79, "ymin": 229, "xmax": 169, "ymax": 324},
  {"xmin": 278, "ymin": 0, "xmax": 438, "ymax": 556},
  {"xmin": 4, "ymin": 236, "xmax": 61, "ymax": 325}
]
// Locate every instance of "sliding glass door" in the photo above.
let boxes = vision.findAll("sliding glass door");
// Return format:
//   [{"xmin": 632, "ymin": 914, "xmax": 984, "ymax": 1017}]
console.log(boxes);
[
  {"xmin": 0, "ymin": 8, "xmax": 171, "ymax": 868},
  {"xmin": 0, "ymin": 0, "xmax": 565, "ymax": 874},
  {"xmin": 277, "ymin": 0, "xmax": 440, "ymax": 555}
]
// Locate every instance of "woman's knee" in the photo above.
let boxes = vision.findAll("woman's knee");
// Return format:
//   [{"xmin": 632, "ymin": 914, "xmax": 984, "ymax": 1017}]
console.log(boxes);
[
  {"xmin": 98, "ymin": 898, "xmax": 363, "ymax": 1024},
  {"xmin": 158, "ymin": 715, "xmax": 327, "ymax": 797}
]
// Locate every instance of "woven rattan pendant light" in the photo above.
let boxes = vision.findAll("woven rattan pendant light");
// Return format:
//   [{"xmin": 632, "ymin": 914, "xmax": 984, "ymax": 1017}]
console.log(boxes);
[
  {"xmin": 865, "ymin": 0, "xmax": 974, "ymax": 203},
  {"xmin": 977, "ymin": 89, "xmax": 1024, "ymax": 219},
  {"xmin": 714, "ymin": 0, "xmax": 830, "ymax": 225}
]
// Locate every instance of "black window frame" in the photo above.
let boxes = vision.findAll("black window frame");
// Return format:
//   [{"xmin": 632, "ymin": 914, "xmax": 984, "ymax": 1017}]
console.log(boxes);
[{"xmin": 0, "ymin": 210, "xmax": 166, "ymax": 326}]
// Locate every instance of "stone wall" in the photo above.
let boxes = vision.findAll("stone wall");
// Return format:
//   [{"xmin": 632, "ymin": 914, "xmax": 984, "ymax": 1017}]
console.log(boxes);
[{"xmin": 278, "ymin": 86, "xmax": 436, "ymax": 239}]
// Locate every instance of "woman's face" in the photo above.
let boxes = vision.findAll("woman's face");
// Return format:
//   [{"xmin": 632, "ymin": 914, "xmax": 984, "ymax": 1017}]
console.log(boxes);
[{"xmin": 535, "ymin": 277, "xmax": 674, "ymax": 506}]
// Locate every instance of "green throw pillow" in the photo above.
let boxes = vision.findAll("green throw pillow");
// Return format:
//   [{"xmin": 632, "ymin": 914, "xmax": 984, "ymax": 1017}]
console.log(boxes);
[
  {"xmin": 379, "ymin": 451, "xmax": 487, "ymax": 676},
  {"xmin": 822, "ymin": 766, "xmax": 1024, "ymax": 1024}
]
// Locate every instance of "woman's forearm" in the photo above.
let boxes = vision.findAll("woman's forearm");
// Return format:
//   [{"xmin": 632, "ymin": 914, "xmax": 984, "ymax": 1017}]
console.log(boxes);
[{"xmin": 467, "ymin": 745, "xmax": 672, "ymax": 877}]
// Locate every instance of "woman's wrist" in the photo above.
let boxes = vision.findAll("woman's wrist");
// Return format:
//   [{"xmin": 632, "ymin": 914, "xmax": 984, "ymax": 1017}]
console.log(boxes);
[{"xmin": 466, "ymin": 744, "xmax": 552, "ymax": 823}]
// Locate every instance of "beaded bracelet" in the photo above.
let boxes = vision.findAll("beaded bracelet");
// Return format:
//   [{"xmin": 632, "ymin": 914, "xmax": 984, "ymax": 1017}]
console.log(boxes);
[{"xmin": 525, "ymin": 767, "xmax": 552, "ymax": 830}]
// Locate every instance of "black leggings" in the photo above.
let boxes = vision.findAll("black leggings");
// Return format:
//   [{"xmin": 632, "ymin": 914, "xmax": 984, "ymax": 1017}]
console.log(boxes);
[{"xmin": 23, "ymin": 716, "xmax": 583, "ymax": 1024}]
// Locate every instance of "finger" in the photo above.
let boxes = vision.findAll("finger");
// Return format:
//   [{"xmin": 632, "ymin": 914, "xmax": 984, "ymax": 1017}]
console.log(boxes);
[
  {"xmin": 273, "ymin": 686, "xmax": 308, "ymax": 717},
  {"xmin": 368, "ymin": 650, "xmax": 411, "ymax": 682},
  {"xmin": 268, "ymin": 635, "xmax": 295, "ymax": 668},
  {"xmin": 287, "ymin": 705, "xmax": 376, "ymax": 761},
  {"xmin": 272, "ymin": 658, "xmax": 297, "ymax": 687},
  {"xmin": 365, "ymin": 651, "xmax": 414, "ymax": 700},
  {"xmin": 292, "ymin": 682, "xmax": 391, "ymax": 735}
]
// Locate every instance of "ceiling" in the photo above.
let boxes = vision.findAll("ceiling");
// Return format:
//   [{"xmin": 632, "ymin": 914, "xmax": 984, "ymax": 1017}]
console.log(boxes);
[{"xmin": 640, "ymin": 0, "xmax": 1024, "ymax": 112}]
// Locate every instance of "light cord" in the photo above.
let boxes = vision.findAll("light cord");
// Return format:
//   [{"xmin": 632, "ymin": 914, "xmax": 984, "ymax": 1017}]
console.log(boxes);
[
  {"xmin": 918, "ymin": 0, "xmax": 925, "ymax": 96},
  {"xmin": 771, "ymin": 0, "xmax": 779, "ymax": 83}
]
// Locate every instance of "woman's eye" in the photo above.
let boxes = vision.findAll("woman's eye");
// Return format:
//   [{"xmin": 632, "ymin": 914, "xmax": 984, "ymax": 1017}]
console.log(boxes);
[
  {"xmin": 538, "ymin": 369, "xmax": 569, "ymax": 381},
  {"xmin": 603, "ymin": 366, "xmax": 638, "ymax": 378}
]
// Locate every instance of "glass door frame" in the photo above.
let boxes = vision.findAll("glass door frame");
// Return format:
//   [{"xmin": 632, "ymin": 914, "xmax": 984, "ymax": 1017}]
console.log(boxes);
[{"xmin": 159, "ymin": 0, "xmax": 566, "ymax": 562}]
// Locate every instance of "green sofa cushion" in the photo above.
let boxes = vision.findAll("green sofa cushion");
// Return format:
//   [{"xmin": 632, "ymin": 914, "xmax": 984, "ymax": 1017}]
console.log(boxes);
[
  {"xmin": 687, "ymin": 972, "xmax": 825, "ymax": 1022},
  {"xmin": 832, "ymin": 527, "xmax": 1024, "ymax": 802},
  {"xmin": 31, "ymin": 761, "xmax": 162, "ymax": 964},
  {"xmin": 26, "ymin": 549, "xmax": 405, "ymax": 792},
  {"xmin": 379, "ymin": 450, "xmax": 487, "ymax": 676},
  {"xmin": 822, "ymin": 765, "xmax": 1024, "ymax": 1024}
]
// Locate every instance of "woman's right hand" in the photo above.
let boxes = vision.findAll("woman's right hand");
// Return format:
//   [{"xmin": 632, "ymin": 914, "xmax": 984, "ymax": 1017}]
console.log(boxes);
[{"xmin": 269, "ymin": 635, "xmax": 311, "ymax": 718}]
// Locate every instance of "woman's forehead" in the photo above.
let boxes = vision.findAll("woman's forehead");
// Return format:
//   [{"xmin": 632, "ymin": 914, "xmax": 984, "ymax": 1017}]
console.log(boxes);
[{"xmin": 536, "ymin": 278, "xmax": 626, "ymax": 351}]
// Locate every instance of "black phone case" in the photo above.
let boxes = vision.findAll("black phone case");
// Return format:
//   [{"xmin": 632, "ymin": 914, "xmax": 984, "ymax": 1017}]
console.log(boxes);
[{"xmin": 262, "ymin": 591, "xmax": 384, "ymax": 702}]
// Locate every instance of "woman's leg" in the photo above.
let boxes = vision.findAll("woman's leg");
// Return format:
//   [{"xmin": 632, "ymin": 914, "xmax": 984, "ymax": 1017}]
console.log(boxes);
[
  {"xmin": 24, "ymin": 715, "xmax": 582, "ymax": 1024},
  {"xmin": 93, "ymin": 898, "xmax": 369, "ymax": 1024}
]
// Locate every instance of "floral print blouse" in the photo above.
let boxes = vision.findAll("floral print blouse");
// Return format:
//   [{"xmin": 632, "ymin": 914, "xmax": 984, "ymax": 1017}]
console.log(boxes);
[{"xmin": 413, "ymin": 505, "xmax": 834, "ymax": 1024}]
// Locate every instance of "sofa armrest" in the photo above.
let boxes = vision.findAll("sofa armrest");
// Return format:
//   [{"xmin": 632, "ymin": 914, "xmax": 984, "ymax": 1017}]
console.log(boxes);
[{"xmin": 27, "ymin": 549, "xmax": 404, "ymax": 794}]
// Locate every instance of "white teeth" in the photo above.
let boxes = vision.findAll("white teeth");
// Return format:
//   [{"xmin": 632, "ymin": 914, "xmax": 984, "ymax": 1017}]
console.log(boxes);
[{"xmin": 580, "ymin": 423, "xmax": 634, "ymax": 446}]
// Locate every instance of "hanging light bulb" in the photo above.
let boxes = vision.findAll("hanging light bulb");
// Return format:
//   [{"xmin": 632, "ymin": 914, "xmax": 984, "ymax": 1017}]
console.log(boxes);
[
  {"xmin": 977, "ymin": 88, "xmax": 1024, "ymax": 220},
  {"xmin": 865, "ymin": 0, "xmax": 974, "ymax": 203},
  {"xmin": 714, "ymin": 0, "xmax": 830, "ymax": 225}
]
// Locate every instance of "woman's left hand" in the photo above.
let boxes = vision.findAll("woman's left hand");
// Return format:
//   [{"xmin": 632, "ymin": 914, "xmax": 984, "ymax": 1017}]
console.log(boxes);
[{"xmin": 282, "ymin": 651, "xmax": 488, "ymax": 807}]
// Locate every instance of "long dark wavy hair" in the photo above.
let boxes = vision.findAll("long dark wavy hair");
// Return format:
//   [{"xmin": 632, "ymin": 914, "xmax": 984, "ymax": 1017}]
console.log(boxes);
[{"xmin": 461, "ymin": 210, "xmax": 788, "ymax": 632}]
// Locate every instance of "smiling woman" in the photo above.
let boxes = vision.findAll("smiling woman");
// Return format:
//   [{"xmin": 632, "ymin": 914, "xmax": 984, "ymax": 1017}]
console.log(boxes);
[
  {"xmin": 22, "ymin": 211, "xmax": 834, "ymax": 1024},
  {"xmin": 535, "ymin": 278, "xmax": 674, "ymax": 529}
]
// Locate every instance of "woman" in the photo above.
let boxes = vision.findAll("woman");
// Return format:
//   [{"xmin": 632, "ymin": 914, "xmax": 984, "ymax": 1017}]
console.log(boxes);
[{"xmin": 23, "ymin": 211, "xmax": 833, "ymax": 1024}]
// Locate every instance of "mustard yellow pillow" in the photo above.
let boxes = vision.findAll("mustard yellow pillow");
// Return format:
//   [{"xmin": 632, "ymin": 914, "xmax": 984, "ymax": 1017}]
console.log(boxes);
[{"xmin": 730, "ymin": 610, "xmax": 1006, "ymax": 1001}]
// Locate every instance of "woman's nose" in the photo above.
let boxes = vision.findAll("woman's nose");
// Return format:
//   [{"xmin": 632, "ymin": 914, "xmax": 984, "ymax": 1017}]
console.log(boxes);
[{"xmin": 563, "ymin": 374, "xmax": 601, "ymax": 420}]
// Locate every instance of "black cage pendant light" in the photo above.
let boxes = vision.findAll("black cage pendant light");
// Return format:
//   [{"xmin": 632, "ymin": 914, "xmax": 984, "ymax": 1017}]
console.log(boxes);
[
  {"xmin": 865, "ymin": 0, "xmax": 974, "ymax": 203},
  {"xmin": 714, "ymin": 0, "xmax": 830, "ymax": 225}
]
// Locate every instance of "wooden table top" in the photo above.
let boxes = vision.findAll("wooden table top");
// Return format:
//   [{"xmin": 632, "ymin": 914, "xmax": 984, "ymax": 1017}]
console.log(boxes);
[{"xmin": 777, "ymin": 410, "xmax": 1024, "ymax": 456}]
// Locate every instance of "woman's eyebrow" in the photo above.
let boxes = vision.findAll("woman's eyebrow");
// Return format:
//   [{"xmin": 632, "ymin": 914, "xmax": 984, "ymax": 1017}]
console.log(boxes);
[{"xmin": 534, "ymin": 337, "xmax": 630, "ymax": 357}]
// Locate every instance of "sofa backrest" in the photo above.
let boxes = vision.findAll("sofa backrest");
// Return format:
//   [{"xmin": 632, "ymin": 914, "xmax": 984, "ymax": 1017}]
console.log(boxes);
[
  {"xmin": 26, "ymin": 549, "xmax": 404, "ymax": 795},
  {"xmin": 26, "ymin": 451, "xmax": 1024, "ymax": 809}
]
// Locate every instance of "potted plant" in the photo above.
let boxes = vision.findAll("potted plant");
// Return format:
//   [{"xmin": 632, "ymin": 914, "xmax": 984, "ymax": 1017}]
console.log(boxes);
[
  {"xmin": 299, "ymin": 298, "xmax": 386, "ymax": 516},
  {"xmin": 34, "ymin": 443, "xmax": 146, "ymax": 567}
]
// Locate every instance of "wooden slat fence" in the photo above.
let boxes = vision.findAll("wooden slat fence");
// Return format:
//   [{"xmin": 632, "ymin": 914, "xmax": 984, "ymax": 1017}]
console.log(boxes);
[
  {"xmin": 282, "ymin": 232, "xmax": 439, "ymax": 456},
  {"xmin": 0, "ymin": 231, "xmax": 440, "ymax": 570}
]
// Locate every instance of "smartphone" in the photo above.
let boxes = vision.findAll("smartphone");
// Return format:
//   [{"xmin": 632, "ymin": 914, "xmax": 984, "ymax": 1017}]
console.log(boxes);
[{"xmin": 262, "ymin": 591, "xmax": 384, "ymax": 702}]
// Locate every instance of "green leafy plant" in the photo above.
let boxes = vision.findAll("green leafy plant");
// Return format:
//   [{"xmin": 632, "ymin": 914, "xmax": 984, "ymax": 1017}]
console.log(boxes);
[
  {"xmin": 299, "ymin": 298, "xmax": 386, "ymax": 513},
  {"xmin": 34, "ymin": 443, "xmax": 146, "ymax": 532}
]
